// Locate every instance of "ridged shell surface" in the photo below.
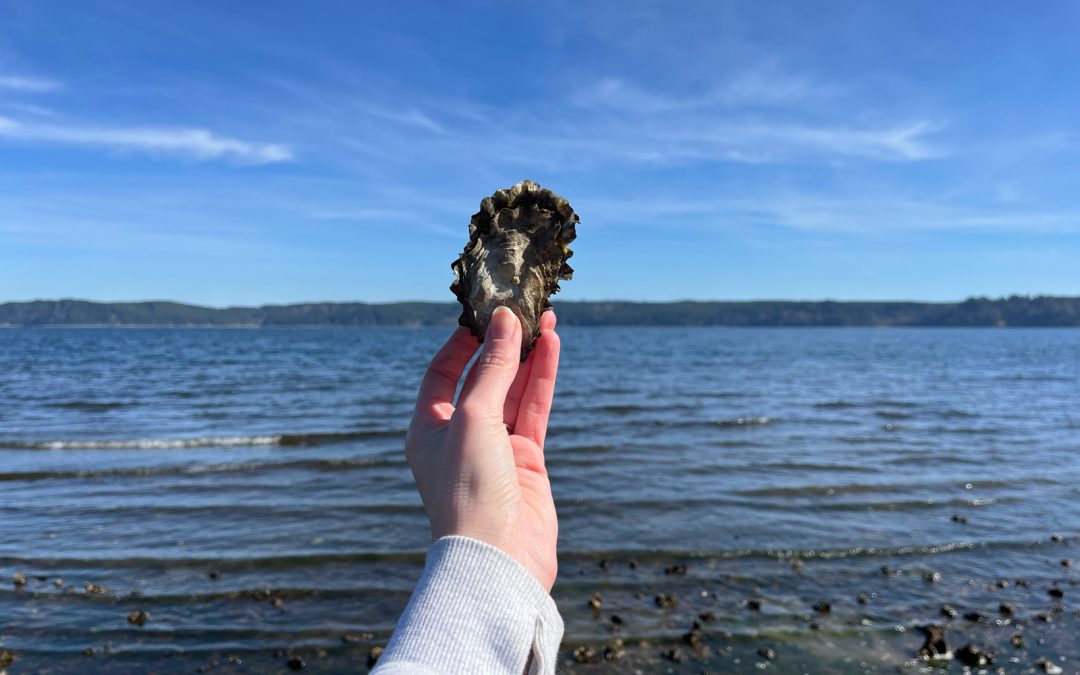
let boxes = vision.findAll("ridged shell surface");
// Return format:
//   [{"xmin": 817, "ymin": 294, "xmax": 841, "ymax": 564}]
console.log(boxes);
[{"xmin": 450, "ymin": 179, "xmax": 578, "ymax": 360}]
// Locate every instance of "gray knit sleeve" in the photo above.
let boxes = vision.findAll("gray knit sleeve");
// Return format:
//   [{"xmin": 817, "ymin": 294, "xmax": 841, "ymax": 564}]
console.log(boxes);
[{"xmin": 371, "ymin": 536, "xmax": 564, "ymax": 675}]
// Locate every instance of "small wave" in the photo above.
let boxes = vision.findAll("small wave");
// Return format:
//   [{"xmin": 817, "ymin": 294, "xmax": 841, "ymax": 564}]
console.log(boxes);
[
  {"xmin": 0, "ymin": 436, "xmax": 282, "ymax": 450},
  {"xmin": 875, "ymin": 410, "xmax": 913, "ymax": 420},
  {"xmin": 716, "ymin": 416, "xmax": 772, "ymax": 427},
  {"xmin": 736, "ymin": 478, "xmax": 1013, "ymax": 498},
  {"xmin": 814, "ymin": 400, "xmax": 858, "ymax": 409},
  {"xmin": 0, "ymin": 585, "xmax": 410, "ymax": 605},
  {"xmin": 0, "ymin": 430, "xmax": 405, "ymax": 451},
  {"xmin": 46, "ymin": 400, "xmax": 134, "ymax": 411},
  {"xmin": 815, "ymin": 399, "xmax": 920, "ymax": 410},
  {"xmin": 997, "ymin": 374, "xmax": 1073, "ymax": 382},
  {"xmin": 0, "ymin": 550, "xmax": 428, "ymax": 570},
  {"xmin": 0, "ymin": 457, "xmax": 406, "ymax": 483}
]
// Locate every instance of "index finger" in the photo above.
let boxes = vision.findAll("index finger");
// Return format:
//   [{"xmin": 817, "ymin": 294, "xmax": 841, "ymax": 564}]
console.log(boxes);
[{"xmin": 413, "ymin": 327, "xmax": 479, "ymax": 425}]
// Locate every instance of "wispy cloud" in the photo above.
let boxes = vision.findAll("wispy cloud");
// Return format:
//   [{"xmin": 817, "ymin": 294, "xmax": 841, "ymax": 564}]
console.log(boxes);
[
  {"xmin": 0, "ymin": 75, "xmax": 63, "ymax": 92},
  {"xmin": 0, "ymin": 116, "xmax": 292, "ymax": 164},
  {"xmin": 580, "ymin": 191, "xmax": 1080, "ymax": 234}
]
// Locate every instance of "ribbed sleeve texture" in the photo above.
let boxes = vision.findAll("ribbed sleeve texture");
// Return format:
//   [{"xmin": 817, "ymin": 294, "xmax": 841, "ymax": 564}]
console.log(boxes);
[{"xmin": 371, "ymin": 536, "xmax": 564, "ymax": 675}]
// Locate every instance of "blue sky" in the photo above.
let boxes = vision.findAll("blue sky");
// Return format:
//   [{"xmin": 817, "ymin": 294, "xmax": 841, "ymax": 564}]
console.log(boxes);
[{"xmin": 2, "ymin": 1, "xmax": 1079, "ymax": 305}]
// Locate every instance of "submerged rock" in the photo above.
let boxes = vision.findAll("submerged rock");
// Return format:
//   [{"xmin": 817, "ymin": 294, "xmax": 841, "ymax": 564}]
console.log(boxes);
[
  {"xmin": 572, "ymin": 645, "xmax": 601, "ymax": 664},
  {"xmin": 916, "ymin": 625, "xmax": 952, "ymax": 661},
  {"xmin": 367, "ymin": 646, "xmax": 384, "ymax": 667},
  {"xmin": 451, "ymin": 179, "xmax": 578, "ymax": 360},
  {"xmin": 587, "ymin": 592, "xmax": 602, "ymax": 611},
  {"xmin": 126, "ymin": 610, "xmax": 150, "ymax": 627},
  {"xmin": 955, "ymin": 644, "xmax": 993, "ymax": 668},
  {"xmin": 660, "ymin": 646, "xmax": 683, "ymax": 663},
  {"xmin": 655, "ymin": 593, "xmax": 678, "ymax": 609}
]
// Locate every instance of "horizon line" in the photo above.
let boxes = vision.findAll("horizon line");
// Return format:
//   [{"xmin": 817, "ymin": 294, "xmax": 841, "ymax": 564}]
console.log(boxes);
[{"xmin": 2, "ymin": 295, "xmax": 1074, "ymax": 309}]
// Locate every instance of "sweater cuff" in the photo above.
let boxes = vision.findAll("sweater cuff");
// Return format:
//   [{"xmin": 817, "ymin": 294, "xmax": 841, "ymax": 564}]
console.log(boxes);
[{"xmin": 373, "ymin": 536, "xmax": 564, "ymax": 675}]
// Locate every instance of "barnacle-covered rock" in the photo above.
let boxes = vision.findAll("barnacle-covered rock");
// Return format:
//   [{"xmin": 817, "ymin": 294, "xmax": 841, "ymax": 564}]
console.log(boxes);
[{"xmin": 451, "ymin": 179, "xmax": 578, "ymax": 360}]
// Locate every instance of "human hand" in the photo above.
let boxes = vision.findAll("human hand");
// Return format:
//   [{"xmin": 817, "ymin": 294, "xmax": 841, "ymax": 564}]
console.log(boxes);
[{"xmin": 405, "ymin": 307, "xmax": 560, "ymax": 591}]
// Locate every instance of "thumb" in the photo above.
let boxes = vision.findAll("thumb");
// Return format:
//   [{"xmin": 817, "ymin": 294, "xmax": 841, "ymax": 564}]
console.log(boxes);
[{"xmin": 457, "ymin": 306, "xmax": 521, "ymax": 417}]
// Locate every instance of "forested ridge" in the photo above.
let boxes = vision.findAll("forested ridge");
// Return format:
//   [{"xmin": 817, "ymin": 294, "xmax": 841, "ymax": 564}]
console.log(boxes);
[{"xmin": 3, "ymin": 296, "xmax": 1080, "ymax": 327}]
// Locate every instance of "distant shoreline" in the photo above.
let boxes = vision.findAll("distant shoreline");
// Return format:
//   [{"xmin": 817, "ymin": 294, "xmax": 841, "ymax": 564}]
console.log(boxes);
[{"xmin": 2, "ymin": 296, "xmax": 1080, "ymax": 327}]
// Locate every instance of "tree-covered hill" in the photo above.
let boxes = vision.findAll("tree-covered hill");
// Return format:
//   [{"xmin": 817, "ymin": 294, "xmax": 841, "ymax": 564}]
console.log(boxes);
[{"xmin": 3, "ymin": 296, "xmax": 1080, "ymax": 327}]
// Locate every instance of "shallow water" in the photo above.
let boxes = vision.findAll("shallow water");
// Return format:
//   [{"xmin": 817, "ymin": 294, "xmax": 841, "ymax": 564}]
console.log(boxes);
[{"xmin": 1, "ymin": 327, "xmax": 1078, "ymax": 672}]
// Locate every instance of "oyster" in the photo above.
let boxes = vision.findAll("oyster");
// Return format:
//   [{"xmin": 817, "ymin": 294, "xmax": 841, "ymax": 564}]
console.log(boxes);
[{"xmin": 451, "ymin": 179, "xmax": 578, "ymax": 360}]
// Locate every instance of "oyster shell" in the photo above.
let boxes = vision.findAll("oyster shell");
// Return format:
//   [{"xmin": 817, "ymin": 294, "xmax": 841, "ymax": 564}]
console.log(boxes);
[{"xmin": 451, "ymin": 179, "xmax": 578, "ymax": 360}]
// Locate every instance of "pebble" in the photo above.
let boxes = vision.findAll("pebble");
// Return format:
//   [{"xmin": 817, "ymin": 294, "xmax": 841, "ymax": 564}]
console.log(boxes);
[
  {"xmin": 916, "ymin": 624, "xmax": 950, "ymax": 661},
  {"xmin": 660, "ymin": 646, "xmax": 683, "ymax": 663},
  {"xmin": 745, "ymin": 598, "xmax": 762, "ymax": 611},
  {"xmin": 587, "ymin": 592, "xmax": 602, "ymax": 610},
  {"xmin": 1048, "ymin": 587, "xmax": 1064, "ymax": 598},
  {"xmin": 271, "ymin": 597, "xmax": 286, "ymax": 610},
  {"xmin": 955, "ymin": 644, "xmax": 992, "ymax": 668},
  {"xmin": 1011, "ymin": 633, "xmax": 1024, "ymax": 649},
  {"xmin": 683, "ymin": 628, "xmax": 702, "ymax": 648},
  {"xmin": 654, "ymin": 593, "xmax": 678, "ymax": 609},
  {"xmin": 0, "ymin": 648, "xmax": 13, "ymax": 668},
  {"xmin": 83, "ymin": 647, "xmax": 94, "ymax": 656},
  {"xmin": 12, "ymin": 572, "xmax": 27, "ymax": 587},
  {"xmin": 940, "ymin": 604, "xmax": 959, "ymax": 619},
  {"xmin": 857, "ymin": 592, "xmax": 870, "ymax": 604},
  {"xmin": 1050, "ymin": 534, "xmax": 1065, "ymax": 543},
  {"xmin": 664, "ymin": 563, "xmax": 687, "ymax": 576},
  {"xmin": 341, "ymin": 632, "xmax": 374, "ymax": 643},
  {"xmin": 758, "ymin": 647, "xmax": 776, "ymax": 661},
  {"xmin": 367, "ymin": 646, "xmax": 384, "ymax": 667},
  {"xmin": 963, "ymin": 611, "xmax": 986, "ymax": 623},
  {"xmin": 924, "ymin": 571, "xmax": 941, "ymax": 583},
  {"xmin": 697, "ymin": 611, "xmax": 717, "ymax": 623},
  {"xmin": 287, "ymin": 655, "xmax": 305, "ymax": 670},
  {"xmin": 572, "ymin": 646, "xmax": 600, "ymax": 664},
  {"xmin": 127, "ymin": 610, "xmax": 150, "ymax": 627},
  {"xmin": 208, "ymin": 570, "xmax": 221, "ymax": 580},
  {"xmin": 812, "ymin": 600, "xmax": 832, "ymax": 613},
  {"xmin": 610, "ymin": 614, "xmax": 624, "ymax": 628},
  {"xmin": 952, "ymin": 514, "xmax": 968, "ymax": 524},
  {"xmin": 996, "ymin": 578, "xmax": 1010, "ymax": 588},
  {"xmin": 1036, "ymin": 657, "xmax": 1064, "ymax": 674},
  {"xmin": 603, "ymin": 638, "xmax": 625, "ymax": 661},
  {"xmin": 999, "ymin": 602, "xmax": 1016, "ymax": 617}
]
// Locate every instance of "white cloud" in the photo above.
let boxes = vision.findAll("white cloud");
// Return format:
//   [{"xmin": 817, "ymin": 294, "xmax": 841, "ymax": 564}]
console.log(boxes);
[
  {"xmin": 0, "ymin": 116, "xmax": 293, "ymax": 164},
  {"xmin": 0, "ymin": 75, "xmax": 62, "ymax": 92}
]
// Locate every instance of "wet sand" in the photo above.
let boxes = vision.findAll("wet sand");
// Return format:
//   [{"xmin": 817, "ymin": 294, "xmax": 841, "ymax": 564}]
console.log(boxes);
[{"xmin": 5, "ymin": 536, "xmax": 1078, "ymax": 674}]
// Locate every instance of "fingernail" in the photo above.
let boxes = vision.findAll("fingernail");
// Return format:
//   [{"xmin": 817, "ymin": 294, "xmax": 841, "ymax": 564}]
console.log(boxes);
[{"xmin": 489, "ymin": 306, "xmax": 516, "ymax": 340}]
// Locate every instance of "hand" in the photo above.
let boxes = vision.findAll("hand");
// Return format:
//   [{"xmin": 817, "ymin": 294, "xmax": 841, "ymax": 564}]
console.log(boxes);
[{"xmin": 405, "ymin": 307, "xmax": 560, "ymax": 591}]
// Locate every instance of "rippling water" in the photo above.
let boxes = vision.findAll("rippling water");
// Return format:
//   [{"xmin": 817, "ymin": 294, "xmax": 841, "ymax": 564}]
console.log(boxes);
[{"xmin": 1, "ymin": 327, "xmax": 1078, "ymax": 672}]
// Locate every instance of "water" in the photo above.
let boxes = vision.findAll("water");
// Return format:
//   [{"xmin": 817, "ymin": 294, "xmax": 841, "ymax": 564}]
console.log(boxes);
[{"xmin": 1, "ymin": 327, "xmax": 1079, "ymax": 672}]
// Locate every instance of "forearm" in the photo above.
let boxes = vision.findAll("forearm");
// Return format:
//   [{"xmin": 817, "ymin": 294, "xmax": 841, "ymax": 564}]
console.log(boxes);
[{"xmin": 372, "ymin": 536, "xmax": 563, "ymax": 675}]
